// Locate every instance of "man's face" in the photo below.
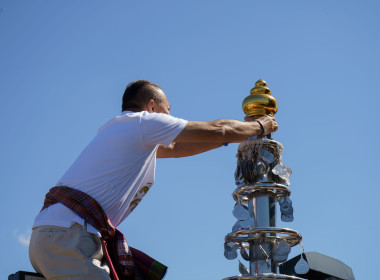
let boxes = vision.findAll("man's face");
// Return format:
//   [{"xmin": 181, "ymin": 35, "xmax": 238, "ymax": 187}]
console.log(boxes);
[{"xmin": 153, "ymin": 89, "xmax": 171, "ymax": 115}]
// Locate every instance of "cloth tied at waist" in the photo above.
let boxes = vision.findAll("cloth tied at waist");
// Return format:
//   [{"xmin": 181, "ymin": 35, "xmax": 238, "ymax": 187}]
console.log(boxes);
[{"xmin": 41, "ymin": 186, "xmax": 167, "ymax": 280}]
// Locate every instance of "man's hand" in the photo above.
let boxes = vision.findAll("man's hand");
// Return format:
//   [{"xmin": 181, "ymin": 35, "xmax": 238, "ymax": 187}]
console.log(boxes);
[{"xmin": 244, "ymin": 115, "xmax": 278, "ymax": 136}]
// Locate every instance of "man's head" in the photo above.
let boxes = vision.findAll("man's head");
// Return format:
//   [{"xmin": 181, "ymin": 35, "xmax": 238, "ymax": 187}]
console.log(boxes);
[{"xmin": 122, "ymin": 80, "xmax": 171, "ymax": 114}]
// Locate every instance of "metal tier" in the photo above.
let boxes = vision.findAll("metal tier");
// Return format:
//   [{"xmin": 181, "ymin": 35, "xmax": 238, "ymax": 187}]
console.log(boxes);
[
  {"xmin": 225, "ymin": 227, "xmax": 302, "ymax": 247},
  {"xmin": 233, "ymin": 183, "xmax": 290, "ymax": 202}
]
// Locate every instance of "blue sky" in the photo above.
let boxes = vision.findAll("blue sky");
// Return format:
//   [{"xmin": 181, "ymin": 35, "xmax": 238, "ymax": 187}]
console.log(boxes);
[{"xmin": 1, "ymin": 0, "xmax": 379, "ymax": 279}]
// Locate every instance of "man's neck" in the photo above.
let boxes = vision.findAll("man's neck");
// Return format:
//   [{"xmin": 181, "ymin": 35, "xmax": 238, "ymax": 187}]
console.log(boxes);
[{"xmin": 122, "ymin": 107, "xmax": 143, "ymax": 113}]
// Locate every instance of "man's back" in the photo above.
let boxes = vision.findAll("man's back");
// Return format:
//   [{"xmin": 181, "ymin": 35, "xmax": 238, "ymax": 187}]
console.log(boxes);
[{"xmin": 33, "ymin": 111, "xmax": 187, "ymax": 230}]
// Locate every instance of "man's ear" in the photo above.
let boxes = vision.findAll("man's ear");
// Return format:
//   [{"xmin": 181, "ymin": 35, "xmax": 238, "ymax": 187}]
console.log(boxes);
[{"xmin": 146, "ymin": 99, "xmax": 156, "ymax": 113}]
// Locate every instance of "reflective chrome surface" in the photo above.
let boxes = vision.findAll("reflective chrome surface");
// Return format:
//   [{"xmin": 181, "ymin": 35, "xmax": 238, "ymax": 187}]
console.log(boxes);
[
  {"xmin": 233, "ymin": 183, "xmax": 291, "ymax": 203},
  {"xmin": 249, "ymin": 195, "xmax": 276, "ymax": 274}
]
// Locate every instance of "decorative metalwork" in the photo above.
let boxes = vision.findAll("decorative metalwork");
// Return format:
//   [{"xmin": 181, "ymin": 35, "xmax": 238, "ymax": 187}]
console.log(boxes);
[{"xmin": 223, "ymin": 79, "xmax": 308, "ymax": 280}]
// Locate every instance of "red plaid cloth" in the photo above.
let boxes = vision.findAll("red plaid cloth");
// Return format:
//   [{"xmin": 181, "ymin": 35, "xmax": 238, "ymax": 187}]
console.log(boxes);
[{"xmin": 41, "ymin": 186, "xmax": 167, "ymax": 280}]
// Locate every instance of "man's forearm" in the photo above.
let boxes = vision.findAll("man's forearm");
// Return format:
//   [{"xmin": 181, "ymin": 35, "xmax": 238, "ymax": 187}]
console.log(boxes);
[
  {"xmin": 174, "ymin": 119, "xmax": 263, "ymax": 143},
  {"xmin": 157, "ymin": 142, "xmax": 223, "ymax": 158},
  {"xmin": 215, "ymin": 119, "xmax": 263, "ymax": 143}
]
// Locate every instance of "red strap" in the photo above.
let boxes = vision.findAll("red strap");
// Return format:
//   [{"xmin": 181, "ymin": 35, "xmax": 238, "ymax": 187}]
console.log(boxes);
[{"xmin": 101, "ymin": 239, "xmax": 120, "ymax": 280}]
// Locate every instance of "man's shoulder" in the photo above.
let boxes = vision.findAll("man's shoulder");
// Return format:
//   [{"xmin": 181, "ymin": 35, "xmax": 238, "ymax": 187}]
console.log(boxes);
[
  {"xmin": 98, "ymin": 111, "xmax": 187, "ymax": 134},
  {"xmin": 97, "ymin": 111, "xmax": 142, "ymax": 133},
  {"xmin": 140, "ymin": 111, "xmax": 186, "ymax": 123}
]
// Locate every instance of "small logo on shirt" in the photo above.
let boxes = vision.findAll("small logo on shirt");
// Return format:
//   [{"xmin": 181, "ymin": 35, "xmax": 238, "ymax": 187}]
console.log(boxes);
[{"xmin": 128, "ymin": 183, "xmax": 153, "ymax": 213}]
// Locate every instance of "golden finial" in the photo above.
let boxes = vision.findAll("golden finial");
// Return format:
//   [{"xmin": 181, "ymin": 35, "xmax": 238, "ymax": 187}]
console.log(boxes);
[{"xmin": 242, "ymin": 79, "xmax": 278, "ymax": 117}]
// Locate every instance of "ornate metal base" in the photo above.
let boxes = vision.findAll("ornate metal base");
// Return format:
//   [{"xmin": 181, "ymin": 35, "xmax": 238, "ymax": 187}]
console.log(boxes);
[
  {"xmin": 223, "ymin": 134, "xmax": 306, "ymax": 279},
  {"xmin": 223, "ymin": 274, "xmax": 307, "ymax": 280}
]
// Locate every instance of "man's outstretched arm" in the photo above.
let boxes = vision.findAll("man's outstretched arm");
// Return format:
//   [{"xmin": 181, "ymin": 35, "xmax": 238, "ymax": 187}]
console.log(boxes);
[
  {"xmin": 156, "ymin": 115, "xmax": 277, "ymax": 158},
  {"xmin": 157, "ymin": 142, "xmax": 224, "ymax": 158}
]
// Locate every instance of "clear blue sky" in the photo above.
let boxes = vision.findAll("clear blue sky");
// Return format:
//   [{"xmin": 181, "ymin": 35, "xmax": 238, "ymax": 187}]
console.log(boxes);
[{"xmin": 1, "ymin": 0, "xmax": 379, "ymax": 279}]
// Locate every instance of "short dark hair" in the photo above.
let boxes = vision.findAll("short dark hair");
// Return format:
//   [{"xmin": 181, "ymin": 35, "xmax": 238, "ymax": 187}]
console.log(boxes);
[{"xmin": 122, "ymin": 80, "xmax": 163, "ymax": 112}]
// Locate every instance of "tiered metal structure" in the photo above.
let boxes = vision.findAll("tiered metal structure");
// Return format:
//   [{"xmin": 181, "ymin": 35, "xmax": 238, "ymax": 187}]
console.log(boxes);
[{"xmin": 223, "ymin": 79, "xmax": 307, "ymax": 280}]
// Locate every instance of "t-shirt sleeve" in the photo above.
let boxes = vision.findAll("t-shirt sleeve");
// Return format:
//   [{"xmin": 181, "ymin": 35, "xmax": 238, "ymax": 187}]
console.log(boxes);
[{"xmin": 140, "ymin": 112, "xmax": 188, "ymax": 148}]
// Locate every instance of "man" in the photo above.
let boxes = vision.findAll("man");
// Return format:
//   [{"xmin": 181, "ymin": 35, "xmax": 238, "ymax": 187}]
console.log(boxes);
[{"xmin": 29, "ymin": 80, "xmax": 278, "ymax": 280}]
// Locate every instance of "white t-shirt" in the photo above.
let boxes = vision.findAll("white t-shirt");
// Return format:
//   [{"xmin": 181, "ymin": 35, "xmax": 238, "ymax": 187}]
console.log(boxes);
[{"xmin": 33, "ymin": 111, "xmax": 188, "ymax": 234}]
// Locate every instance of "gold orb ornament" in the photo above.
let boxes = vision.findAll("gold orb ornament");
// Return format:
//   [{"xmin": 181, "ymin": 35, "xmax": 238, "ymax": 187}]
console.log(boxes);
[{"xmin": 242, "ymin": 79, "xmax": 278, "ymax": 117}]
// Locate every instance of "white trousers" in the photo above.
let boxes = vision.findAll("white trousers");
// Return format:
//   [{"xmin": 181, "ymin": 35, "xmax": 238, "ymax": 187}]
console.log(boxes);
[{"xmin": 29, "ymin": 223, "xmax": 110, "ymax": 280}]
